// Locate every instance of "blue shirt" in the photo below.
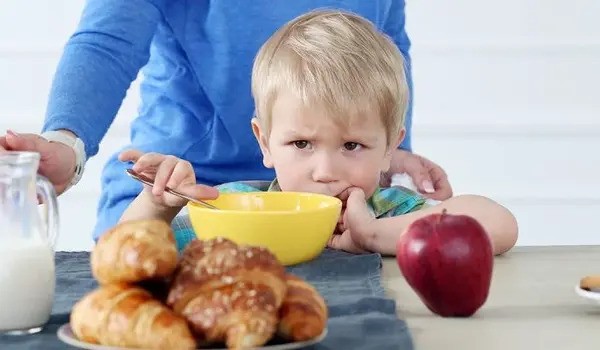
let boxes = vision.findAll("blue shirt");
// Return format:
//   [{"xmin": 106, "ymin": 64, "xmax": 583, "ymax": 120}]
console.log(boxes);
[{"xmin": 41, "ymin": 0, "xmax": 414, "ymax": 240}]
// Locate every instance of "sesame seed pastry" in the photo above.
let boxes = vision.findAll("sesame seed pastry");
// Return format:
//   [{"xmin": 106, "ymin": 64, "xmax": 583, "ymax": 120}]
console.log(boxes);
[
  {"xmin": 277, "ymin": 274, "xmax": 328, "ymax": 342},
  {"xmin": 167, "ymin": 237, "xmax": 288, "ymax": 349}
]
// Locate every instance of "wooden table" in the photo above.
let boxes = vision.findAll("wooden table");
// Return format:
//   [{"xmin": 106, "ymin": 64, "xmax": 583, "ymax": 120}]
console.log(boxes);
[{"xmin": 381, "ymin": 246, "xmax": 600, "ymax": 350}]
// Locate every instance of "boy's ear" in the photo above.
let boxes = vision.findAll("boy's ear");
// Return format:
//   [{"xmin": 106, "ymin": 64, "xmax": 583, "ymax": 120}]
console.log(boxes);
[
  {"xmin": 382, "ymin": 127, "xmax": 406, "ymax": 172},
  {"xmin": 391, "ymin": 128, "xmax": 406, "ymax": 151},
  {"xmin": 251, "ymin": 117, "xmax": 274, "ymax": 168}
]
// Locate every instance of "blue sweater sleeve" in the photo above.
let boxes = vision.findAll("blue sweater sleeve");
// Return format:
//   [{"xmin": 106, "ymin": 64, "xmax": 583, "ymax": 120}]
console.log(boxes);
[
  {"xmin": 42, "ymin": 0, "xmax": 166, "ymax": 159},
  {"xmin": 383, "ymin": 0, "xmax": 413, "ymax": 152}
]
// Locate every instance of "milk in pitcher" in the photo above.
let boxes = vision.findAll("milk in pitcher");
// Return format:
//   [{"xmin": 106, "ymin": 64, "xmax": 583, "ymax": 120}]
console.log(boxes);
[
  {"xmin": 0, "ymin": 237, "xmax": 55, "ymax": 333},
  {"xmin": 0, "ymin": 151, "xmax": 59, "ymax": 335}
]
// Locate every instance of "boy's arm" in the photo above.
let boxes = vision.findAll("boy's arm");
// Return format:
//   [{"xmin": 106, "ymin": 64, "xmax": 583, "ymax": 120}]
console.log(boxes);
[
  {"xmin": 368, "ymin": 196, "xmax": 518, "ymax": 256},
  {"xmin": 333, "ymin": 189, "xmax": 518, "ymax": 256},
  {"xmin": 119, "ymin": 190, "xmax": 183, "ymax": 224}
]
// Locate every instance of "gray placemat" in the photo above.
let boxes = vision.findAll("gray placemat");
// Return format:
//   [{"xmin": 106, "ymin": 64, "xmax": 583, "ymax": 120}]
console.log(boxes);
[{"xmin": 0, "ymin": 250, "xmax": 413, "ymax": 350}]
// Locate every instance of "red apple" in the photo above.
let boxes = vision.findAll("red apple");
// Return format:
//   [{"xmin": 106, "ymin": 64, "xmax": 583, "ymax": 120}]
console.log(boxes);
[{"xmin": 396, "ymin": 209, "xmax": 494, "ymax": 317}]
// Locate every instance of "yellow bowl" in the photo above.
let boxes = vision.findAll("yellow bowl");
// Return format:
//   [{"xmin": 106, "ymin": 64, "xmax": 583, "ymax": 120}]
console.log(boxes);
[{"xmin": 186, "ymin": 192, "xmax": 342, "ymax": 265}]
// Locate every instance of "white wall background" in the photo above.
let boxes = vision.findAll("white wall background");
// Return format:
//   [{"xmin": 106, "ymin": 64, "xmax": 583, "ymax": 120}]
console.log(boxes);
[{"xmin": 1, "ymin": 1, "xmax": 599, "ymax": 251}]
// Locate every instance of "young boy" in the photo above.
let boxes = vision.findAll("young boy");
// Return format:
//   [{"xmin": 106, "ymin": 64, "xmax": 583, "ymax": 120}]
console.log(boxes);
[{"xmin": 118, "ymin": 10, "xmax": 518, "ymax": 256}]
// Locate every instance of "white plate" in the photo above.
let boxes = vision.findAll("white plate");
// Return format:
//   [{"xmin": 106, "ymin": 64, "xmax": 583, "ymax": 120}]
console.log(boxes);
[
  {"xmin": 574, "ymin": 284, "xmax": 600, "ymax": 305},
  {"xmin": 57, "ymin": 323, "xmax": 327, "ymax": 350}
]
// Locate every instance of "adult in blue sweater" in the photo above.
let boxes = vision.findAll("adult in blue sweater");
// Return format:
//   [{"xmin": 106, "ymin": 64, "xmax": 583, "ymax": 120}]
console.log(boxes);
[{"xmin": 0, "ymin": 0, "xmax": 453, "ymax": 241}]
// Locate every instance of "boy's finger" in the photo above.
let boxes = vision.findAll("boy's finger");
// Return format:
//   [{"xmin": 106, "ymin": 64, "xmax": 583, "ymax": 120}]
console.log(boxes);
[
  {"xmin": 346, "ymin": 187, "xmax": 366, "ymax": 207},
  {"xmin": 329, "ymin": 233, "xmax": 363, "ymax": 253},
  {"xmin": 336, "ymin": 222, "xmax": 347, "ymax": 234},
  {"xmin": 166, "ymin": 161, "xmax": 192, "ymax": 190},
  {"xmin": 327, "ymin": 231, "xmax": 368, "ymax": 254},
  {"xmin": 118, "ymin": 149, "xmax": 143, "ymax": 162},
  {"xmin": 338, "ymin": 186, "xmax": 363, "ymax": 209},
  {"xmin": 131, "ymin": 153, "xmax": 166, "ymax": 173},
  {"xmin": 180, "ymin": 184, "xmax": 219, "ymax": 201},
  {"xmin": 337, "ymin": 189, "xmax": 349, "ymax": 202},
  {"xmin": 152, "ymin": 157, "xmax": 178, "ymax": 196}
]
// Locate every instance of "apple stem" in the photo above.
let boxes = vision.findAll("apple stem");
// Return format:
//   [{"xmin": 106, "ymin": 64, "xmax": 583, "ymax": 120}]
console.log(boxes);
[{"xmin": 439, "ymin": 208, "xmax": 448, "ymax": 225}]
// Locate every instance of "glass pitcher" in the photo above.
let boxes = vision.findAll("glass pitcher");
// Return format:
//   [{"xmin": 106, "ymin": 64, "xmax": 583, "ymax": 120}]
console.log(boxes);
[{"xmin": 0, "ymin": 151, "xmax": 59, "ymax": 335}]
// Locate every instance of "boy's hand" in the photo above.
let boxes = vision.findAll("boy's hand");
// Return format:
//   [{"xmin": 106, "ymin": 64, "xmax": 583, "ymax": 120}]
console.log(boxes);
[
  {"xmin": 119, "ymin": 149, "xmax": 218, "ymax": 208},
  {"xmin": 328, "ymin": 188, "xmax": 378, "ymax": 254}
]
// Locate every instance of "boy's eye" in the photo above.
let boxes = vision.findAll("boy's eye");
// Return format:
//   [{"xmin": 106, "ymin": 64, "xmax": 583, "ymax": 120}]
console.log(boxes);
[
  {"xmin": 293, "ymin": 140, "xmax": 309, "ymax": 149},
  {"xmin": 344, "ymin": 142, "xmax": 361, "ymax": 151}
]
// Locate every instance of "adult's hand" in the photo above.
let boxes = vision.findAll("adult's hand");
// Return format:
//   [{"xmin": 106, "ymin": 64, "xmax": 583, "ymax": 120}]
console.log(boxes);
[
  {"xmin": 381, "ymin": 149, "xmax": 453, "ymax": 201},
  {"xmin": 0, "ymin": 130, "xmax": 77, "ymax": 195}
]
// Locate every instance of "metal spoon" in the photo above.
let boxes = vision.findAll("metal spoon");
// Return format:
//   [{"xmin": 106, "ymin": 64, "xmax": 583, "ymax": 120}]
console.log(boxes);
[{"xmin": 125, "ymin": 168, "xmax": 219, "ymax": 210}]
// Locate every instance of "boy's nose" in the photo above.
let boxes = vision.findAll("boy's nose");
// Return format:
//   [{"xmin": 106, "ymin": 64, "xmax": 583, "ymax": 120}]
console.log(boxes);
[{"xmin": 312, "ymin": 154, "xmax": 338, "ymax": 183}]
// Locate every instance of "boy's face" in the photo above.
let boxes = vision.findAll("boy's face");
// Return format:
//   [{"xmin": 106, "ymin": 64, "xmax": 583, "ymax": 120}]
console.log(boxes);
[{"xmin": 252, "ymin": 92, "xmax": 404, "ymax": 199}]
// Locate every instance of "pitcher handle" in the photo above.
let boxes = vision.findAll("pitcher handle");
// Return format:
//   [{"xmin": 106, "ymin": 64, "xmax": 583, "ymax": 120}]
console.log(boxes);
[{"xmin": 36, "ymin": 175, "xmax": 59, "ymax": 250}]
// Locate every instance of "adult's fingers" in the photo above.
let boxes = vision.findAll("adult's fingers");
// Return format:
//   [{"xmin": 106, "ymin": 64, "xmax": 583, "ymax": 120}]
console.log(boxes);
[
  {"xmin": 405, "ymin": 166, "xmax": 435, "ymax": 195},
  {"xmin": 1, "ymin": 131, "xmax": 77, "ymax": 196},
  {"xmin": 427, "ymin": 165, "xmax": 453, "ymax": 200},
  {"xmin": 5, "ymin": 130, "xmax": 48, "ymax": 153}
]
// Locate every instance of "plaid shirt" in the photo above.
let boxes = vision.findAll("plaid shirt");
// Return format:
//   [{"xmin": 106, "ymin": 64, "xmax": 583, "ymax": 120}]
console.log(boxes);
[{"xmin": 172, "ymin": 179, "xmax": 427, "ymax": 252}]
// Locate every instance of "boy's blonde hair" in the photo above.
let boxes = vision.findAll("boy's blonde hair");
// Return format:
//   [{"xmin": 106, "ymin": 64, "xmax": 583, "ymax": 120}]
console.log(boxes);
[{"xmin": 251, "ymin": 9, "xmax": 409, "ymax": 143}]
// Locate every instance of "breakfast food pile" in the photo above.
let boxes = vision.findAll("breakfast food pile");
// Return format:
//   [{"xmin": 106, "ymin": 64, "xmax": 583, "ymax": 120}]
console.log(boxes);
[{"xmin": 69, "ymin": 219, "xmax": 328, "ymax": 350}]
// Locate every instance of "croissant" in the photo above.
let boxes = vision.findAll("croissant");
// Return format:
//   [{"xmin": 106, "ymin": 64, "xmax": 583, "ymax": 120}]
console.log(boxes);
[
  {"xmin": 277, "ymin": 274, "xmax": 328, "ymax": 341},
  {"xmin": 70, "ymin": 284, "xmax": 196, "ymax": 349},
  {"xmin": 580, "ymin": 275, "xmax": 600, "ymax": 290},
  {"xmin": 91, "ymin": 219, "xmax": 178, "ymax": 285},
  {"xmin": 167, "ymin": 237, "xmax": 287, "ymax": 349}
]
